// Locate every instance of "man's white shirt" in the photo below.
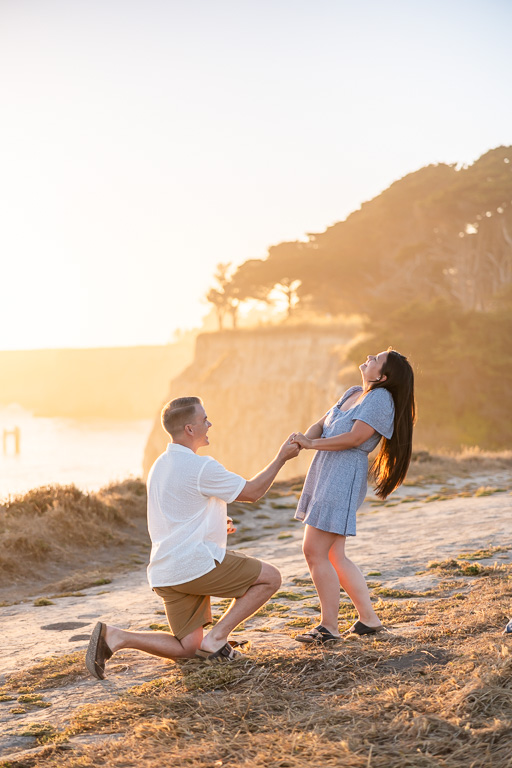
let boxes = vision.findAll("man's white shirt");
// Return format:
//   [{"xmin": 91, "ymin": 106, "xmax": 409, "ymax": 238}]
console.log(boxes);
[{"xmin": 146, "ymin": 443, "xmax": 246, "ymax": 587}]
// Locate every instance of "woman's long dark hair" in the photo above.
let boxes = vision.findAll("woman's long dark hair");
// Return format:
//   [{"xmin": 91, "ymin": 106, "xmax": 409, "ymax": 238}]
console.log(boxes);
[{"xmin": 366, "ymin": 349, "xmax": 416, "ymax": 499}]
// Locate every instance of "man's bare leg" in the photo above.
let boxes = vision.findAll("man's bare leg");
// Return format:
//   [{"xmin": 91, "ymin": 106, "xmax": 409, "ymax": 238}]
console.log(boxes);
[
  {"xmin": 99, "ymin": 560, "xmax": 280, "ymax": 662},
  {"xmin": 104, "ymin": 624, "xmax": 203, "ymax": 660},
  {"xmin": 199, "ymin": 561, "xmax": 281, "ymax": 654}
]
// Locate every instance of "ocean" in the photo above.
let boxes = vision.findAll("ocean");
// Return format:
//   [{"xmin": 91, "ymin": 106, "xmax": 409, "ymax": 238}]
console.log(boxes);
[{"xmin": 0, "ymin": 404, "xmax": 153, "ymax": 500}]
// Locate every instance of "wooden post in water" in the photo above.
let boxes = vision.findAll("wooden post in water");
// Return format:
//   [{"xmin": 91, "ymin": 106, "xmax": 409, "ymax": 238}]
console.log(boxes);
[{"xmin": 3, "ymin": 427, "xmax": 21, "ymax": 455}]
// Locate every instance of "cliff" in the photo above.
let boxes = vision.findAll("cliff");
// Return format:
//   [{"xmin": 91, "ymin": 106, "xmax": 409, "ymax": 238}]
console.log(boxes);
[{"xmin": 143, "ymin": 324, "xmax": 361, "ymax": 480}]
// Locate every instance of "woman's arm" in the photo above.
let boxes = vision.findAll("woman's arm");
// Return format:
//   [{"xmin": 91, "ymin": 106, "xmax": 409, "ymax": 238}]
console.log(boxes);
[
  {"xmin": 293, "ymin": 420, "xmax": 376, "ymax": 452},
  {"xmin": 303, "ymin": 412, "xmax": 329, "ymax": 440}
]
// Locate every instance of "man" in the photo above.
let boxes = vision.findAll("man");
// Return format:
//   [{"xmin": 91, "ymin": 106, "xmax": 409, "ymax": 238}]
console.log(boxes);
[{"xmin": 86, "ymin": 396, "xmax": 299, "ymax": 679}]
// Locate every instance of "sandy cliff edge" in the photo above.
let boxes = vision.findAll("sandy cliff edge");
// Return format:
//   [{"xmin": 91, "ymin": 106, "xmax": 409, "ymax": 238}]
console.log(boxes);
[{"xmin": 143, "ymin": 326, "xmax": 360, "ymax": 480}]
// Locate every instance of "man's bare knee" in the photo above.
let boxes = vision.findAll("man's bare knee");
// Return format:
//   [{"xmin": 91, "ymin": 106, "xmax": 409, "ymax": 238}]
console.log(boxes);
[
  {"xmin": 178, "ymin": 628, "xmax": 203, "ymax": 658},
  {"xmin": 257, "ymin": 562, "xmax": 281, "ymax": 592}
]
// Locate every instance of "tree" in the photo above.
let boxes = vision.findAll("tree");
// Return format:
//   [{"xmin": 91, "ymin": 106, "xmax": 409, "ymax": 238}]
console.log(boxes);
[
  {"xmin": 205, "ymin": 263, "xmax": 241, "ymax": 330},
  {"xmin": 221, "ymin": 146, "xmax": 512, "ymax": 319},
  {"xmin": 206, "ymin": 286, "xmax": 228, "ymax": 331},
  {"xmin": 229, "ymin": 245, "xmax": 307, "ymax": 317}
]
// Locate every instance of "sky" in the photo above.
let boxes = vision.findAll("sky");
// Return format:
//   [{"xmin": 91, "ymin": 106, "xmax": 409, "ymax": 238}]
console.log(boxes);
[{"xmin": 1, "ymin": 0, "xmax": 511, "ymax": 350}]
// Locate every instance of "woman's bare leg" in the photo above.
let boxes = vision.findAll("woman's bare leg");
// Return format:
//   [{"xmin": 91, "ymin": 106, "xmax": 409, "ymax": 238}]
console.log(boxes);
[
  {"xmin": 328, "ymin": 536, "xmax": 381, "ymax": 627},
  {"xmin": 302, "ymin": 525, "xmax": 341, "ymax": 636}
]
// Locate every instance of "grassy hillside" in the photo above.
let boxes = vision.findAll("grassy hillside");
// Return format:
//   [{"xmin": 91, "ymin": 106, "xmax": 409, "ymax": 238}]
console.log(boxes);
[{"xmin": 0, "ymin": 480, "xmax": 149, "ymax": 592}]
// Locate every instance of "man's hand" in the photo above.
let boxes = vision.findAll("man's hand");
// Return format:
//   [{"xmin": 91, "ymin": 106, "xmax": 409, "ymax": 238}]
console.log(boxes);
[
  {"xmin": 277, "ymin": 434, "xmax": 301, "ymax": 462},
  {"xmin": 290, "ymin": 432, "xmax": 314, "ymax": 450},
  {"xmin": 235, "ymin": 435, "xmax": 300, "ymax": 502},
  {"xmin": 227, "ymin": 517, "xmax": 237, "ymax": 535}
]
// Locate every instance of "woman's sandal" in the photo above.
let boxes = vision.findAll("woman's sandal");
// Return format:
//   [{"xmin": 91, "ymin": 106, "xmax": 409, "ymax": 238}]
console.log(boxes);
[
  {"xmin": 295, "ymin": 625, "xmax": 341, "ymax": 644},
  {"xmin": 229, "ymin": 639, "xmax": 250, "ymax": 650},
  {"xmin": 195, "ymin": 642, "xmax": 245, "ymax": 663},
  {"xmin": 343, "ymin": 620, "xmax": 387, "ymax": 636}
]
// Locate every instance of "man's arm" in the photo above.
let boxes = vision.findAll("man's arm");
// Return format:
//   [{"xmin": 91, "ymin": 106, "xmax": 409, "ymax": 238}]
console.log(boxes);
[{"xmin": 235, "ymin": 435, "xmax": 300, "ymax": 503}]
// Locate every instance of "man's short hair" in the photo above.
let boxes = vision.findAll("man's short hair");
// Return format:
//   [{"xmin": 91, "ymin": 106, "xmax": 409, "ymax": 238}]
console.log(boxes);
[{"xmin": 161, "ymin": 396, "xmax": 203, "ymax": 438}]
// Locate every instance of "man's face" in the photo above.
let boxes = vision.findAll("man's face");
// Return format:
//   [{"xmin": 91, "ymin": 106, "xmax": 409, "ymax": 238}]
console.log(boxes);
[{"xmin": 190, "ymin": 404, "xmax": 212, "ymax": 447}]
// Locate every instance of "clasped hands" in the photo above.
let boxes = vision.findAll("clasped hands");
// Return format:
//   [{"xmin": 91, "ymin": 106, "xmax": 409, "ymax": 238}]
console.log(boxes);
[
  {"xmin": 288, "ymin": 432, "xmax": 313, "ymax": 450},
  {"xmin": 278, "ymin": 431, "xmax": 313, "ymax": 462}
]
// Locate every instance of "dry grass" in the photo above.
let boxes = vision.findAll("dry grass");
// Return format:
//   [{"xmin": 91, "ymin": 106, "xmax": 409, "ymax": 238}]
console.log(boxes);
[
  {"xmin": 457, "ymin": 546, "xmax": 510, "ymax": 561},
  {"xmin": 0, "ymin": 480, "xmax": 147, "ymax": 578},
  {"xmin": 405, "ymin": 448, "xmax": 512, "ymax": 485},
  {"xmin": 2, "ymin": 569, "xmax": 511, "ymax": 768},
  {"xmin": 47, "ymin": 571, "xmax": 114, "ymax": 595},
  {"xmin": 1, "ymin": 652, "xmax": 88, "ymax": 694},
  {"xmin": 426, "ymin": 559, "xmax": 503, "ymax": 578}
]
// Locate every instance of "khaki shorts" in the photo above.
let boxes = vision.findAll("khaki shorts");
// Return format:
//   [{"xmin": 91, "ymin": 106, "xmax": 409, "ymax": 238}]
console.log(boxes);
[{"xmin": 153, "ymin": 550, "xmax": 263, "ymax": 640}]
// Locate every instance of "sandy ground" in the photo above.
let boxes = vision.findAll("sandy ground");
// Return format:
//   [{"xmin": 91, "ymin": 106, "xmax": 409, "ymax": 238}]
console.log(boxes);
[{"xmin": 1, "ymin": 470, "xmax": 511, "ymax": 758}]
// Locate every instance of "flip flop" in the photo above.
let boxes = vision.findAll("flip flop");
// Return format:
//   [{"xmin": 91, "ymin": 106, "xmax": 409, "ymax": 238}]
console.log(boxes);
[
  {"xmin": 195, "ymin": 641, "xmax": 245, "ymax": 663},
  {"xmin": 295, "ymin": 625, "xmax": 341, "ymax": 644},
  {"xmin": 228, "ymin": 639, "xmax": 251, "ymax": 650},
  {"xmin": 85, "ymin": 621, "xmax": 113, "ymax": 680},
  {"xmin": 342, "ymin": 620, "xmax": 386, "ymax": 636}
]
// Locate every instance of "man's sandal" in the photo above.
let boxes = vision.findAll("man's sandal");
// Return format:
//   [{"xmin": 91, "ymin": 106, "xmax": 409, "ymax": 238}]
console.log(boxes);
[
  {"xmin": 295, "ymin": 625, "xmax": 341, "ymax": 644},
  {"xmin": 195, "ymin": 641, "xmax": 245, "ymax": 663},
  {"xmin": 85, "ymin": 621, "xmax": 113, "ymax": 680},
  {"xmin": 343, "ymin": 620, "xmax": 387, "ymax": 636}
]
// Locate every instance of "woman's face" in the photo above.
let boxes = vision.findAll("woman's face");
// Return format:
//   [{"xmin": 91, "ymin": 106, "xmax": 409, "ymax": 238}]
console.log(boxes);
[{"xmin": 359, "ymin": 351, "xmax": 388, "ymax": 382}]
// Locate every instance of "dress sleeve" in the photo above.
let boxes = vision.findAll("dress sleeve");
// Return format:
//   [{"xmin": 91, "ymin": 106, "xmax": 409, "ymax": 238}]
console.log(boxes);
[
  {"xmin": 353, "ymin": 388, "xmax": 395, "ymax": 439},
  {"xmin": 336, "ymin": 385, "xmax": 362, "ymax": 408}
]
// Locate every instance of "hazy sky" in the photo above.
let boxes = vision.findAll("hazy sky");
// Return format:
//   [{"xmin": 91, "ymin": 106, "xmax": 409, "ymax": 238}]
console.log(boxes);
[{"xmin": 1, "ymin": 0, "xmax": 511, "ymax": 350}]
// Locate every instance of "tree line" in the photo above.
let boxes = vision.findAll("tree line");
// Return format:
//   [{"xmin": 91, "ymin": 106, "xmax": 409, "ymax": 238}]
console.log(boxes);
[
  {"xmin": 207, "ymin": 146, "xmax": 512, "ymax": 326},
  {"xmin": 204, "ymin": 146, "xmax": 512, "ymax": 448}
]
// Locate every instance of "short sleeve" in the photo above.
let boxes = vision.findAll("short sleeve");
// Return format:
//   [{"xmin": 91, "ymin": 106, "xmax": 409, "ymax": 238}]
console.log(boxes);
[
  {"xmin": 353, "ymin": 388, "xmax": 395, "ymax": 439},
  {"xmin": 197, "ymin": 458, "xmax": 246, "ymax": 503},
  {"xmin": 336, "ymin": 385, "xmax": 362, "ymax": 408}
]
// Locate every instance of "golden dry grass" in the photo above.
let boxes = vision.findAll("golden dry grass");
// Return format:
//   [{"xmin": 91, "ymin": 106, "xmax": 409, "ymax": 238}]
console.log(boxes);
[
  {"xmin": 2, "ymin": 653, "xmax": 88, "ymax": 694},
  {"xmin": 2, "ymin": 569, "xmax": 511, "ymax": 768},
  {"xmin": 405, "ymin": 448, "xmax": 512, "ymax": 485},
  {"xmin": 0, "ymin": 480, "xmax": 147, "ymax": 579}
]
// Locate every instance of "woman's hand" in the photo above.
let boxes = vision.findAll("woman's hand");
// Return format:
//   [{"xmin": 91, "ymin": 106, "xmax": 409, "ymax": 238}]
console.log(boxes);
[{"xmin": 291, "ymin": 432, "xmax": 313, "ymax": 450}]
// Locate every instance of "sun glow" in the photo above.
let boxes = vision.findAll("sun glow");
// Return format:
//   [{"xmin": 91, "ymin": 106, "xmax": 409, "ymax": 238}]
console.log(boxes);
[{"xmin": 1, "ymin": 0, "xmax": 511, "ymax": 350}]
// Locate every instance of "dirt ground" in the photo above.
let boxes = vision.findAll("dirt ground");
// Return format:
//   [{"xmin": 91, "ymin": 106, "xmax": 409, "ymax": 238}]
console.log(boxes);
[{"xmin": 1, "ymin": 466, "xmax": 511, "ymax": 765}]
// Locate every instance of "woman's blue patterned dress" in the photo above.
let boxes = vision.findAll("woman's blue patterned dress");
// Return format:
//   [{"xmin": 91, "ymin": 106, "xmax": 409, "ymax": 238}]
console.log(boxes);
[{"xmin": 295, "ymin": 385, "xmax": 394, "ymax": 536}]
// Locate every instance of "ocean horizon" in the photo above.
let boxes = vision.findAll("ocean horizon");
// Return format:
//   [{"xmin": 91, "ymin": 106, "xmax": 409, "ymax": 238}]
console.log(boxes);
[{"xmin": 0, "ymin": 404, "xmax": 152, "ymax": 500}]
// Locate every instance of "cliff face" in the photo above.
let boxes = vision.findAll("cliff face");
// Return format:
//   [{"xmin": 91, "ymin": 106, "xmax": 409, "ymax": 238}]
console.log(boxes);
[{"xmin": 143, "ymin": 326, "xmax": 360, "ymax": 481}]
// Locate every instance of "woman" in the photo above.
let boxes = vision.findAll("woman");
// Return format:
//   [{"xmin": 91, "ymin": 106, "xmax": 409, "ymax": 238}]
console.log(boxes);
[{"xmin": 291, "ymin": 348, "xmax": 415, "ymax": 642}]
